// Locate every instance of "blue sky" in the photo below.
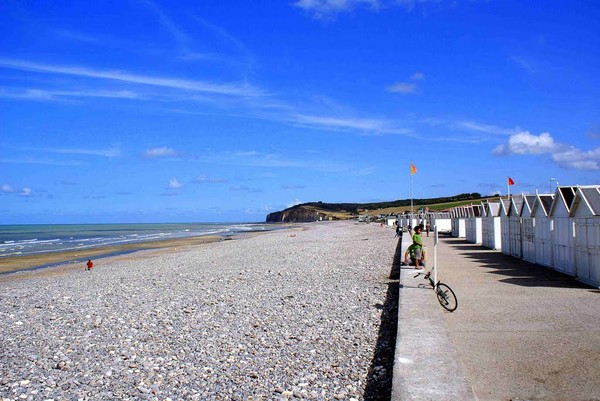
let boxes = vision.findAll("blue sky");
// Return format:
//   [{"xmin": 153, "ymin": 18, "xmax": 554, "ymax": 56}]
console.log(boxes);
[{"xmin": 1, "ymin": 0, "xmax": 599, "ymax": 224}]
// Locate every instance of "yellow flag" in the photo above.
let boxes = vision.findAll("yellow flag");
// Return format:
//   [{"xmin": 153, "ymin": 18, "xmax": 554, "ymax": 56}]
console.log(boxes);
[{"xmin": 410, "ymin": 163, "xmax": 417, "ymax": 175}]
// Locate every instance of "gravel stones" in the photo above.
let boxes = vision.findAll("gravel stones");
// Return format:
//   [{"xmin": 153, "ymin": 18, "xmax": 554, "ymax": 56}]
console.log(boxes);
[{"xmin": 0, "ymin": 222, "xmax": 397, "ymax": 400}]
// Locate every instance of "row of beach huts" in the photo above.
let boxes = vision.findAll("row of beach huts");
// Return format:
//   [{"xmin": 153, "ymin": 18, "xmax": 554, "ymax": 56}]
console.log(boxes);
[{"xmin": 396, "ymin": 185, "xmax": 600, "ymax": 288}]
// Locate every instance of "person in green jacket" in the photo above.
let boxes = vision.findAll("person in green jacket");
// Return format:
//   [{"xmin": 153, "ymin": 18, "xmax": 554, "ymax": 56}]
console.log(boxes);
[{"xmin": 411, "ymin": 225, "xmax": 424, "ymax": 269}]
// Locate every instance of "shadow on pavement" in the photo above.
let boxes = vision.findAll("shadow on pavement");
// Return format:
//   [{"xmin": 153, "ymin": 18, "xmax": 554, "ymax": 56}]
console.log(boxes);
[
  {"xmin": 362, "ymin": 236, "xmax": 403, "ymax": 400},
  {"xmin": 445, "ymin": 238, "xmax": 593, "ymax": 289}
]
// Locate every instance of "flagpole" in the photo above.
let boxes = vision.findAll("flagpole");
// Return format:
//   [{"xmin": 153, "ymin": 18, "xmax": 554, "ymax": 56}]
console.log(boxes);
[{"xmin": 410, "ymin": 162, "xmax": 414, "ymax": 223}]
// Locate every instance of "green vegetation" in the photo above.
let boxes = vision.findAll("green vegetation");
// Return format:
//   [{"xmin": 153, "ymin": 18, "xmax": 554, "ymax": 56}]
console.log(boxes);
[{"xmin": 299, "ymin": 193, "xmax": 483, "ymax": 215}]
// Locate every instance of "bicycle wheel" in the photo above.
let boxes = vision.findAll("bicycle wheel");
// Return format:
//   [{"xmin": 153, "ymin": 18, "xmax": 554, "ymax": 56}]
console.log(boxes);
[{"xmin": 436, "ymin": 282, "xmax": 458, "ymax": 312}]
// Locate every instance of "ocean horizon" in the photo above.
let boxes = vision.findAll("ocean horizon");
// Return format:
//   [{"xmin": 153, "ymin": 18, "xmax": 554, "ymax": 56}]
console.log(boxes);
[{"xmin": 0, "ymin": 222, "xmax": 280, "ymax": 259}]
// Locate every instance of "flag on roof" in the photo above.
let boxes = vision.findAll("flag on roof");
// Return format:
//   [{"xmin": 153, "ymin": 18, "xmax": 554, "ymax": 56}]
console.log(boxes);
[
  {"xmin": 410, "ymin": 163, "xmax": 417, "ymax": 175},
  {"xmin": 508, "ymin": 177, "xmax": 515, "ymax": 185}
]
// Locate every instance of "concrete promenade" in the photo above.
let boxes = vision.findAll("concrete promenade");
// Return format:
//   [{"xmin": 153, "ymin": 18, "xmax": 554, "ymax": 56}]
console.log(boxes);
[{"xmin": 393, "ymin": 232, "xmax": 600, "ymax": 401}]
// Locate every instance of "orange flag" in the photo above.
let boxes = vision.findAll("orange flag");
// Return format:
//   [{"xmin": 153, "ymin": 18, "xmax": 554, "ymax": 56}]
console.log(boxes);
[
  {"xmin": 410, "ymin": 163, "xmax": 417, "ymax": 175},
  {"xmin": 508, "ymin": 177, "xmax": 515, "ymax": 185}
]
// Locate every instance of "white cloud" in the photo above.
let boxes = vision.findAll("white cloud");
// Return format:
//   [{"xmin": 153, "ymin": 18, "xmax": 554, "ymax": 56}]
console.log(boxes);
[
  {"xmin": 459, "ymin": 121, "xmax": 518, "ymax": 136},
  {"xmin": 291, "ymin": 113, "xmax": 413, "ymax": 135},
  {"xmin": 168, "ymin": 178, "xmax": 183, "ymax": 189},
  {"xmin": 194, "ymin": 175, "xmax": 228, "ymax": 183},
  {"xmin": 1, "ymin": 184, "xmax": 33, "ymax": 196},
  {"xmin": 387, "ymin": 82, "xmax": 417, "ymax": 94},
  {"xmin": 26, "ymin": 146, "xmax": 122, "ymax": 158},
  {"xmin": 0, "ymin": 59, "xmax": 263, "ymax": 97},
  {"xmin": 287, "ymin": 198, "xmax": 303, "ymax": 208},
  {"xmin": 411, "ymin": 71, "xmax": 425, "ymax": 81},
  {"xmin": 493, "ymin": 131, "xmax": 600, "ymax": 170},
  {"xmin": 230, "ymin": 185, "xmax": 261, "ymax": 193},
  {"xmin": 294, "ymin": 0, "xmax": 379, "ymax": 17},
  {"xmin": 551, "ymin": 147, "xmax": 600, "ymax": 170},
  {"xmin": 0, "ymin": 88, "xmax": 141, "ymax": 101},
  {"xmin": 493, "ymin": 131, "xmax": 559, "ymax": 155},
  {"xmin": 0, "ymin": 157, "xmax": 83, "ymax": 166},
  {"xmin": 142, "ymin": 147, "xmax": 180, "ymax": 159}
]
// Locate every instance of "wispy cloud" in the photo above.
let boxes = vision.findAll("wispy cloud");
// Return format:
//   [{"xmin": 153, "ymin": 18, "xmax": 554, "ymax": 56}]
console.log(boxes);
[
  {"xmin": 1, "ymin": 184, "xmax": 15, "ymax": 193},
  {"xmin": 510, "ymin": 55, "xmax": 535, "ymax": 73},
  {"xmin": 387, "ymin": 82, "xmax": 417, "ymax": 94},
  {"xmin": 387, "ymin": 71, "xmax": 424, "ymax": 94},
  {"xmin": 282, "ymin": 184, "xmax": 306, "ymax": 190},
  {"xmin": 0, "ymin": 59, "xmax": 264, "ymax": 97},
  {"xmin": 167, "ymin": 178, "xmax": 183, "ymax": 189},
  {"xmin": 294, "ymin": 0, "xmax": 447, "ymax": 18},
  {"xmin": 411, "ymin": 71, "xmax": 425, "ymax": 80},
  {"xmin": 0, "ymin": 157, "xmax": 83, "ymax": 166},
  {"xmin": 0, "ymin": 88, "xmax": 142, "ymax": 101},
  {"xmin": 194, "ymin": 175, "xmax": 228, "ymax": 183},
  {"xmin": 137, "ymin": 0, "xmax": 193, "ymax": 56},
  {"xmin": 458, "ymin": 120, "xmax": 519, "ymax": 136},
  {"xmin": 142, "ymin": 147, "xmax": 182, "ymax": 159},
  {"xmin": 20, "ymin": 145, "xmax": 122, "ymax": 158},
  {"xmin": 287, "ymin": 198, "xmax": 303, "ymax": 208},
  {"xmin": 551, "ymin": 147, "xmax": 600, "ymax": 171},
  {"xmin": 1, "ymin": 184, "xmax": 33, "ymax": 197},
  {"xmin": 493, "ymin": 130, "xmax": 600, "ymax": 170},
  {"xmin": 294, "ymin": 0, "xmax": 380, "ymax": 18},
  {"xmin": 230, "ymin": 185, "xmax": 261, "ymax": 193},
  {"xmin": 348, "ymin": 166, "xmax": 376, "ymax": 176},
  {"xmin": 291, "ymin": 113, "xmax": 413, "ymax": 136},
  {"xmin": 53, "ymin": 29, "xmax": 99, "ymax": 44}
]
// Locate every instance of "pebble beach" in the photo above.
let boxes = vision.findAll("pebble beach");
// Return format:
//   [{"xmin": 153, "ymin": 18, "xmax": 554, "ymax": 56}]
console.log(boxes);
[{"xmin": 0, "ymin": 222, "xmax": 399, "ymax": 401}]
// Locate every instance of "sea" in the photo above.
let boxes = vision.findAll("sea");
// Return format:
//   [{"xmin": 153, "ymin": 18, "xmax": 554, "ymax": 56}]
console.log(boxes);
[{"xmin": 0, "ymin": 223, "xmax": 280, "ymax": 259}]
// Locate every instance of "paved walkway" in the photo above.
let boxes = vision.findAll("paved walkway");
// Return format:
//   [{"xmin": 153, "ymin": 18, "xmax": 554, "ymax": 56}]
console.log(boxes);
[{"xmin": 393, "ymin": 232, "xmax": 600, "ymax": 401}]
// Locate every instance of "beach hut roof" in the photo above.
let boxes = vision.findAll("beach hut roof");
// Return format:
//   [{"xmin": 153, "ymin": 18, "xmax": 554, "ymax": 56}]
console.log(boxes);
[
  {"xmin": 521, "ymin": 195, "xmax": 537, "ymax": 215},
  {"xmin": 531, "ymin": 194, "xmax": 555, "ymax": 216},
  {"xmin": 549, "ymin": 186, "xmax": 577, "ymax": 216},
  {"xmin": 486, "ymin": 202, "xmax": 500, "ymax": 217},
  {"xmin": 499, "ymin": 198, "xmax": 511, "ymax": 216},
  {"xmin": 570, "ymin": 186, "xmax": 600, "ymax": 217},
  {"xmin": 480, "ymin": 202, "xmax": 488, "ymax": 217},
  {"xmin": 508, "ymin": 195, "xmax": 524, "ymax": 216}
]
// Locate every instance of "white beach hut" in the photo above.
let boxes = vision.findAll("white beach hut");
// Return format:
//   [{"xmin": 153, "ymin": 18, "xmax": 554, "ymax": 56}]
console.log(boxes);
[
  {"xmin": 499, "ymin": 198, "xmax": 511, "ymax": 256},
  {"xmin": 508, "ymin": 196, "xmax": 524, "ymax": 259},
  {"xmin": 465, "ymin": 205, "xmax": 483, "ymax": 244},
  {"xmin": 482, "ymin": 201, "xmax": 502, "ymax": 250},
  {"xmin": 532, "ymin": 194, "xmax": 555, "ymax": 268},
  {"xmin": 451, "ymin": 207, "xmax": 467, "ymax": 238},
  {"xmin": 428, "ymin": 212, "xmax": 452, "ymax": 233},
  {"xmin": 520, "ymin": 195, "xmax": 537, "ymax": 264},
  {"xmin": 385, "ymin": 216, "xmax": 398, "ymax": 227},
  {"xmin": 550, "ymin": 186, "xmax": 577, "ymax": 276},
  {"xmin": 570, "ymin": 186, "xmax": 600, "ymax": 288}
]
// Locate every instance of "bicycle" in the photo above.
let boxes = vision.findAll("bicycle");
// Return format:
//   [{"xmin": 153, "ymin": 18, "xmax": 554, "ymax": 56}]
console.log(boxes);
[{"xmin": 414, "ymin": 266, "xmax": 458, "ymax": 312}]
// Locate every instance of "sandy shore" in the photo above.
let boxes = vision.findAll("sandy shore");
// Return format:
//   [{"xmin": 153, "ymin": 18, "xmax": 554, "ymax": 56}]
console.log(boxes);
[
  {"xmin": 0, "ymin": 235, "xmax": 236, "ymax": 276},
  {"xmin": 0, "ymin": 221, "xmax": 399, "ymax": 400}
]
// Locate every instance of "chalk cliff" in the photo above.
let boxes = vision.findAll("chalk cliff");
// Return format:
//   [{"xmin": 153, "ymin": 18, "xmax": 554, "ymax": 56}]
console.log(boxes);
[{"xmin": 266, "ymin": 205, "xmax": 343, "ymax": 223}]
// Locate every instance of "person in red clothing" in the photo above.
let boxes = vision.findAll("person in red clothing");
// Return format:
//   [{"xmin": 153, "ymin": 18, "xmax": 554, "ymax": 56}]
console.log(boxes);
[{"xmin": 86, "ymin": 260, "xmax": 93, "ymax": 270}]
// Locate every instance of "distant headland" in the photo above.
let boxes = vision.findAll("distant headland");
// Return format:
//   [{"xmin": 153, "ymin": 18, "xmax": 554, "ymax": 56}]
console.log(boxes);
[{"xmin": 265, "ymin": 193, "xmax": 485, "ymax": 222}]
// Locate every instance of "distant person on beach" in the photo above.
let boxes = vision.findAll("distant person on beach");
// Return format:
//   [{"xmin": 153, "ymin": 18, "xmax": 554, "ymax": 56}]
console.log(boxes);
[
  {"xmin": 426, "ymin": 223, "xmax": 431, "ymax": 237},
  {"xmin": 86, "ymin": 260, "xmax": 93, "ymax": 270},
  {"xmin": 411, "ymin": 226, "xmax": 424, "ymax": 269},
  {"xmin": 395, "ymin": 222, "xmax": 401, "ymax": 237}
]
